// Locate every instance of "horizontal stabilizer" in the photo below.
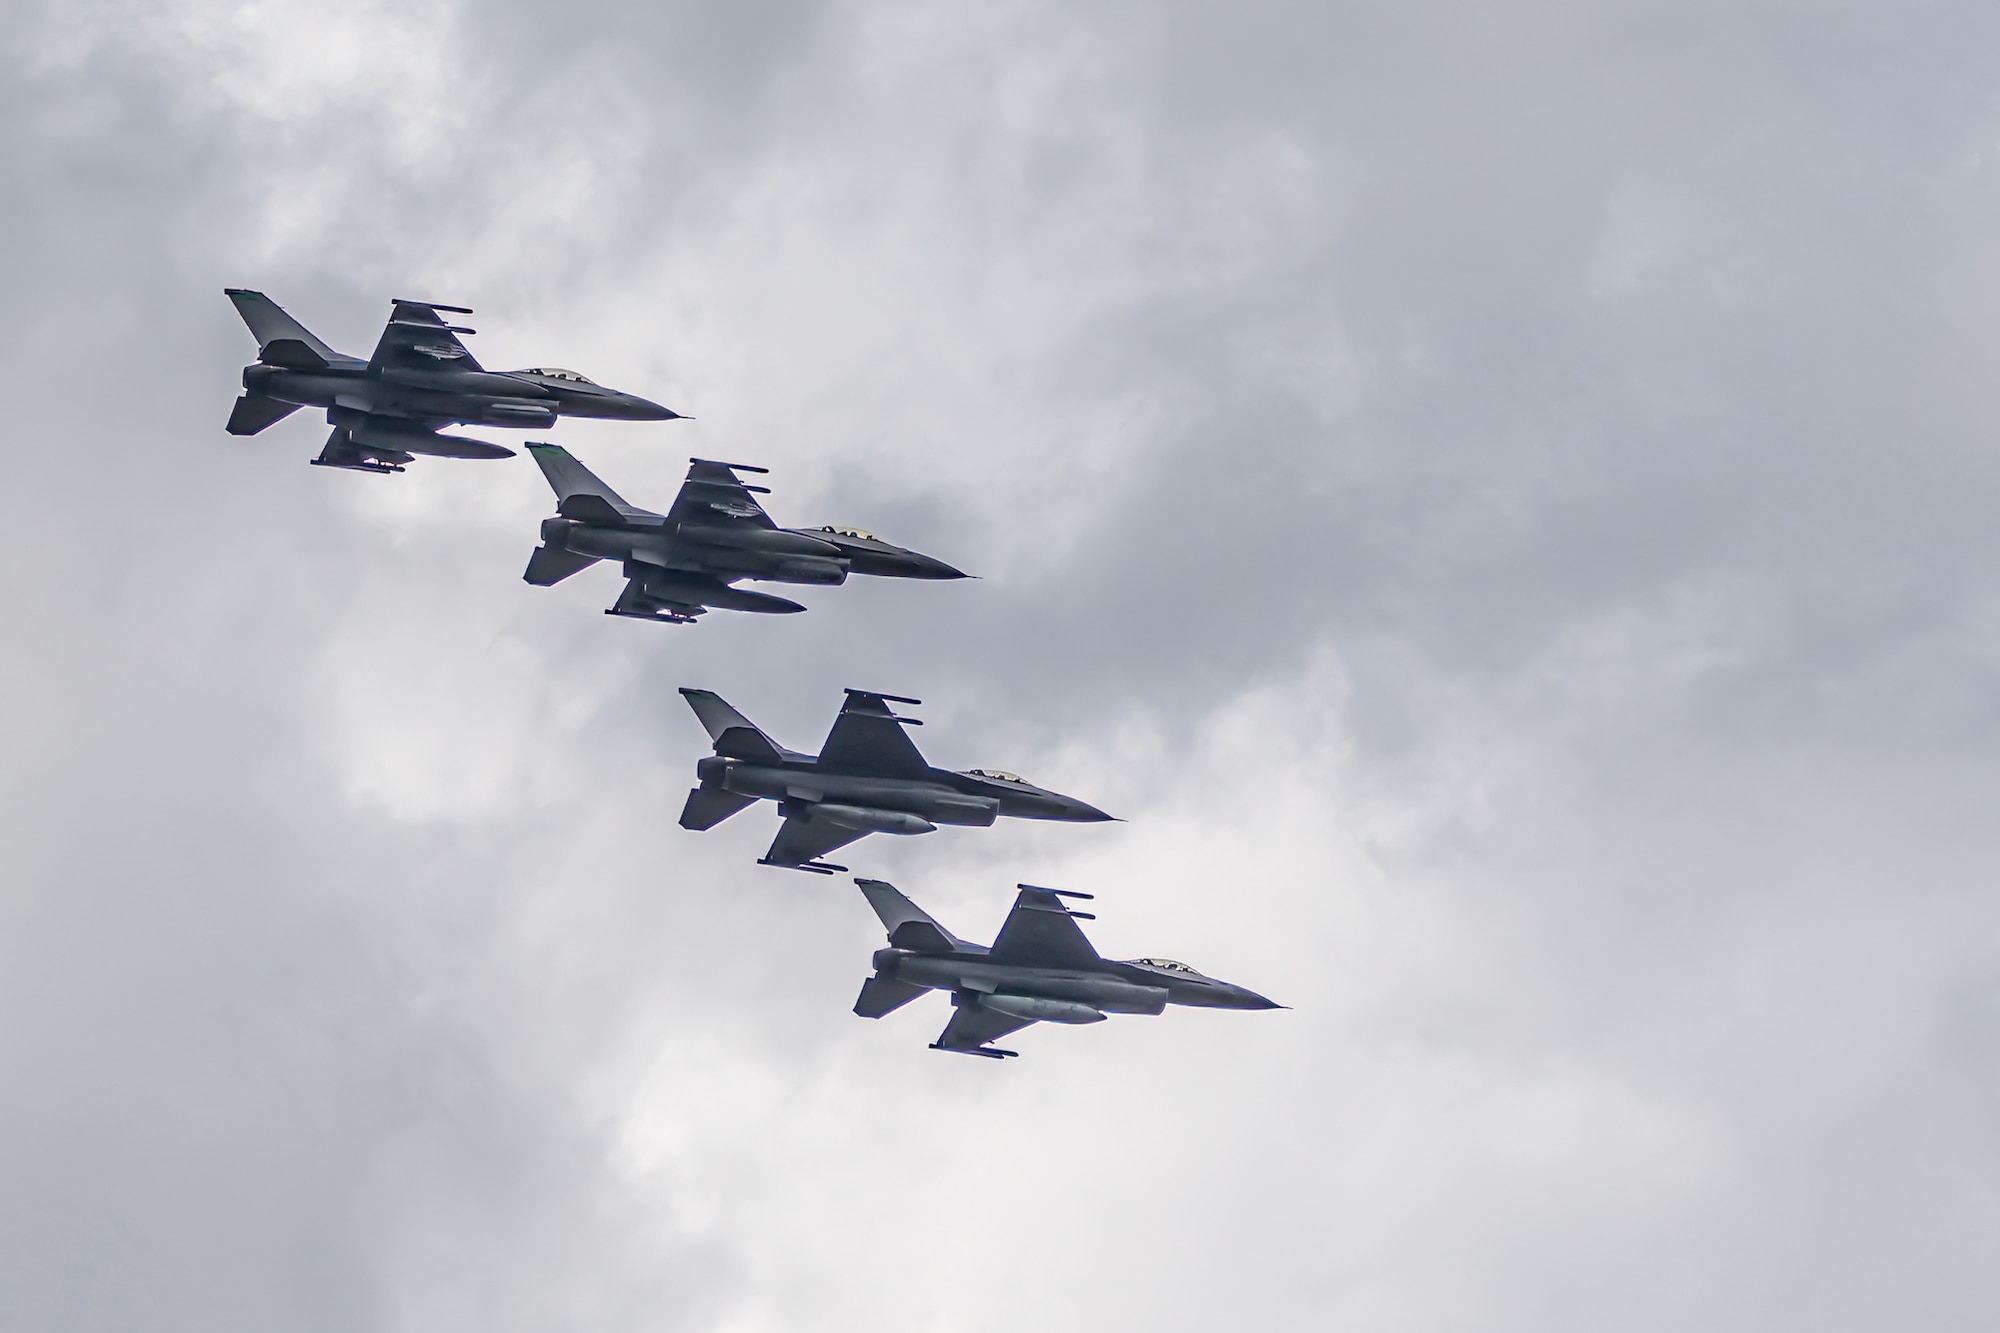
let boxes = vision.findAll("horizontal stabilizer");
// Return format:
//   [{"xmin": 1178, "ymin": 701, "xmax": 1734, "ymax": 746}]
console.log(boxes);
[
  {"xmin": 854, "ymin": 976, "xmax": 927, "ymax": 1019},
  {"xmin": 226, "ymin": 396, "xmax": 301, "ymax": 436},
  {"xmin": 523, "ymin": 545, "xmax": 599, "ymax": 586},
  {"xmin": 679, "ymin": 786, "xmax": 757, "ymax": 831}
]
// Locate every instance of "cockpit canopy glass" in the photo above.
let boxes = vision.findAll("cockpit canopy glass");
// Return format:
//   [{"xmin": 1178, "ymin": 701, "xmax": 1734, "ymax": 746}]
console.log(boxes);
[
  {"xmin": 522, "ymin": 367, "xmax": 597, "ymax": 384},
  {"xmin": 819, "ymin": 525, "xmax": 880, "ymax": 541},
  {"xmin": 967, "ymin": 768, "xmax": 1027, "ymax": 784},
  {"xmin": 1134, "ymin": 958, "xmax": 1200, "ymax": 975}
]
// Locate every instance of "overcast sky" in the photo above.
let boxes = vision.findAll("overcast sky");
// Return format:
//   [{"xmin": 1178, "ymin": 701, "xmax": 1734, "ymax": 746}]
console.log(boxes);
[{"xmin": 4, "ymin": 1, "xmax": 1999, "ymax": 1329}]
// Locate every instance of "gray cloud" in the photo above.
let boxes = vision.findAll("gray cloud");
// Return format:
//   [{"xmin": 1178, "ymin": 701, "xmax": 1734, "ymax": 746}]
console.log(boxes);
[{"xmin": 3, "ymin": 1, "xmax": 1998, "ymax": 1329}]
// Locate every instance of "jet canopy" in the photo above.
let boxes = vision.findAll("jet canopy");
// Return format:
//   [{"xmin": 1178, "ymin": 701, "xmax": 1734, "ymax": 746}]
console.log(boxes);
[
  {"xmin": 967, "ymin": 768, "xmax": 1027, "ymax": 784},
  {"xmin": 819, "ymin": 525, "xmax": 880, "ymax": 541},
  {"xmin": 522, "ymin": 367, "xmax": 597, "ymax": 384},
  {"xmin": 1133, "ymin": 958, "xmax": 1200, "ymax": 975}
]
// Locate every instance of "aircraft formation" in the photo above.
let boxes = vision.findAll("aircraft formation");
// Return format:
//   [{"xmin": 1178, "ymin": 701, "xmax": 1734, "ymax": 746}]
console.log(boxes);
[{"xmin": 225, "ymin": 291, "xmax": 1278, "ymax": 1059}]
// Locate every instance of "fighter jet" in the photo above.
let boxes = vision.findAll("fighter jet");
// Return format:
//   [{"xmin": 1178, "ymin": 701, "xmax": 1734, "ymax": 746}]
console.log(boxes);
[
  {"xmin": 523, "ymin": 444, "xmax": 966, "ymax": 623},
  {"xmin": 222, "ymin": 289, "xmax": 680, "ymax": 473},
  {"xmin": 852, "ymin": 878, "xmax": 1280, "ymax": 1058},
  {"xmin": 679, "ymin": 687, "xmax": 1114, "ymax": 871}
]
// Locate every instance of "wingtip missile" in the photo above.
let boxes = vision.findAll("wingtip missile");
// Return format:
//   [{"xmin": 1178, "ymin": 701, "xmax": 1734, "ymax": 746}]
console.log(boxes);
[{"xmin": 846, "ymin": 688, "xmax": 923, "ymax": 706}]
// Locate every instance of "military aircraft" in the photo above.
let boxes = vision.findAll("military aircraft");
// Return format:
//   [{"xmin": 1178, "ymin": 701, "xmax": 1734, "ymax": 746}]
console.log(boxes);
[
  {"xmin": 852, "ymin": 878, "xmax": 1279, "ymax": 1058},
  {"xmin": 222, "ymin": 289, "xmax": 680, "ymax": 473},
  {"xmin": 679, "ymin": 687, "xmax": 1114, "ymax": 871},
  {"xmin": 522, "ymin": 444, "xmax": 966, "ymax": 623}
]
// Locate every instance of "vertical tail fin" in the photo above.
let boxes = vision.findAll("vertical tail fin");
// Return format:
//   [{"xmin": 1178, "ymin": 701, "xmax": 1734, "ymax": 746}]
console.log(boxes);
[
  {"xmin": 677, "ymin": 688, "xmax": 785, "ymax": 761},
  {"xmin": 856, "ymin": 879, "xmax": 963, "ymax": 952},
  {"xmin": 224, "ymin": 289, "xmax": 348, "ymax": 364},
  {"xmin": 525, "ymin": 443, "xmax": 643, "ymax": 514}
]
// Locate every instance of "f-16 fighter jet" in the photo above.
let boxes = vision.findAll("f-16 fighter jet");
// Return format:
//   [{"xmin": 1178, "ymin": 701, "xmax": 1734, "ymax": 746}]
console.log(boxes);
[
  {"xmin": 852, "ymin": 879, "xmax": 1280, "ymax": 1058},
  {"xmin": 523, "ymin": 444, "xmax": 966, "ymax": 623},
  {"xmin": 679, "ymin": 687, "xmax": 1113, "ymax": 872},
  {"xmin": 222, "ymin": 289, "xmax": 680, "ymax": 473}
]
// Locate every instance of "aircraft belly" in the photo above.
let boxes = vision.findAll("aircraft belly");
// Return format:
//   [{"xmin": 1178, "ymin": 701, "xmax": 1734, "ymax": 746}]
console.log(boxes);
[
  {"xmin": 708, "ymin": 766, "xmax": 998, "ymax": 825},
  {"xmin": 805, "ymin": 777, "xmax": 996, "ymax": 824},
  {"xmin": 892, "ymin": 958, "xmax": 1167, "ymax": 1013}
]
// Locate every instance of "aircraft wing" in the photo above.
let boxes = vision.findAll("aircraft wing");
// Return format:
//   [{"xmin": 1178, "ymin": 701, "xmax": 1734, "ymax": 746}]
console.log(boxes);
[
  {"xmin": 761, "ymin": 812, "xmax": 870, "ymax": 869},
  {"xmin": 987, "ymin": 886, "xmax": 1101, "ymax": 968},
  {"xmin": 932, "ymin": 1001, "xmax": 1035, "ymax": 1054},
  {"xmin": 666, "ymin": 459, "xmax": 777, "ymax": 530},
  {"xmin": 816, "ymin": 690, "xmax": 930, "ymax": 778},
  {"xmin": 369, "ymin": 299, "xmax": 484, "ymax": 374}
]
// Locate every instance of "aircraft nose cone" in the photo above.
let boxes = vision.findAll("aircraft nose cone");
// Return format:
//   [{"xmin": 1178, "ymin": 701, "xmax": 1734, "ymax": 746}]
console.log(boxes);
[
  {"xmin": 1230, "ymin": 987, "xmax": 1283, "ymax": 1010},
  {"xmin": 1059, "ymin": 796, "xmax": 1117, "ymax": 822},
  {"xmin": 909, "ymin": 553, "xmax": 969, "ymax": 580},
  {"xmin": 623, "ymin": 394, "xmax": 682, "ymax": 421}
]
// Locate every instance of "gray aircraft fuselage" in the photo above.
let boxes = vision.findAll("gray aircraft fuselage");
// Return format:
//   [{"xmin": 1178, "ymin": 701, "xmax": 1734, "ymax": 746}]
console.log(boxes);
[
  {"xmin": 695, "ymin": 755, "xmax": 1099, "ymax": 829},
  {"xmin": 241, "ymin": 362, "xmax": 674, "ymax": 432},
  {"xmin": 545, "ymin": 515, "xmax": 963, "ymax": 586},
  {"xmin": 872, "ymin": 947, "xmax": 1276, "ymax": 1016}
]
